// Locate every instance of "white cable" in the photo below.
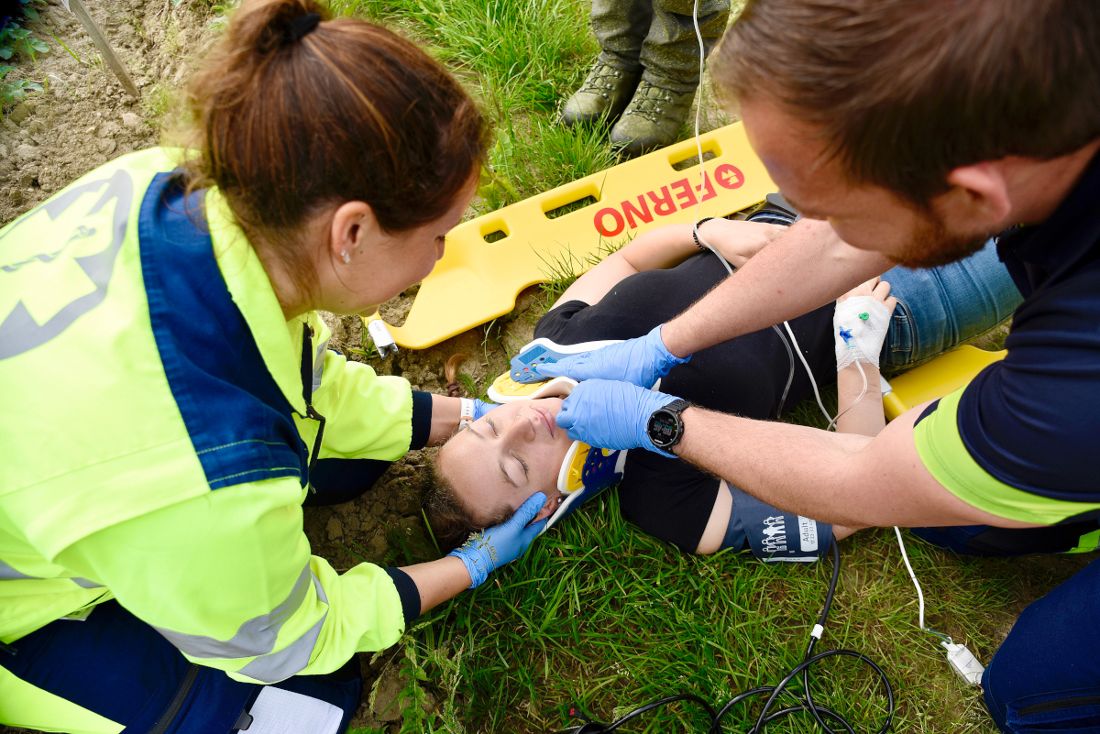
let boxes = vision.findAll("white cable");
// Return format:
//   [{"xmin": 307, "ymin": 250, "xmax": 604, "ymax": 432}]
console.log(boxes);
[
  {"xmin": 893, "ymin": 526, "xmax": 927, "ymax": 632},
  {"xmin": 690, "ymin": 0, "xmax": 946, "ymax": 672},
  {"xmin": 689, "ymin": 0, "xmax": 798, "ymax": 418},
  {"xmin": 782, "ymin": 321, "xmax": 832, "ymax": 425}
]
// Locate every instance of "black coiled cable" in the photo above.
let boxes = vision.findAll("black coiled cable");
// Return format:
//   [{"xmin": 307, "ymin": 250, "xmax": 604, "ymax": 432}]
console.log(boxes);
[{"xmin": 562, "ymin": 543, "xmax": 895, "ymax": 733}]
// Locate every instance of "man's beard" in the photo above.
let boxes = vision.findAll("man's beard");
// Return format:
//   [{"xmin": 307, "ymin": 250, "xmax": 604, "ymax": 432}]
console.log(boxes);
[{"xmin": 892, "ymin": 210, "xmax": 989, "ymax": 268}]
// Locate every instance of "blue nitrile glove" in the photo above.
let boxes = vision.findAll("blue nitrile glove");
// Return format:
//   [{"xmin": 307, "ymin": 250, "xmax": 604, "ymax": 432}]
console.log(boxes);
[
  {"xmin": 472, "ymin": 399, "xmax": 498, "ymax": 420},
  {"xmin": 530, "ymin": 325, "xmax": 690, "ymax": 387},
  {"xmin": 448, "ymin": 492, "xmax": 547, "ymax": 588},
  {"xmin": 555, "ymin": 379, "xmax": 681, "ymax": 457}
]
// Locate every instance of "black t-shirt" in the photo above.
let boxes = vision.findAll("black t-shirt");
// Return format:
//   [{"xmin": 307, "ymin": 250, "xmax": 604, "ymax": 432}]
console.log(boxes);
[{"xmin": 534, "ymin": 252, "xmax": 835, "ymax": 551}]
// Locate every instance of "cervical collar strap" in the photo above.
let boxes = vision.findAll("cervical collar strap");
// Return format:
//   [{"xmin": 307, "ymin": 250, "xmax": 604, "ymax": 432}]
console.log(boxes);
[{"xmin": 721, "ymin": 484, "xmax": 833, "ymax": 562}]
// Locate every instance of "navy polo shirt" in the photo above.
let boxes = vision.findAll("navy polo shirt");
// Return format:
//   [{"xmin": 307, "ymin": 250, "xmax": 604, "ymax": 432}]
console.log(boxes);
[{"xmin": 914, "ymin": 149, "xmax": 1100, "ymax": 524}]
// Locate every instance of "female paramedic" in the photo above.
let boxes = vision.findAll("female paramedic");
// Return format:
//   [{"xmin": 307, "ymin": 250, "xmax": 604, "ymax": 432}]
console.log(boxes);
[
  {"xmin": 429, "ymin": 209, "xmax": 1022, "ymax": 559},
  {"xmin": 0, "ymin": 1, "xmax": 544, "ymax": 732}
]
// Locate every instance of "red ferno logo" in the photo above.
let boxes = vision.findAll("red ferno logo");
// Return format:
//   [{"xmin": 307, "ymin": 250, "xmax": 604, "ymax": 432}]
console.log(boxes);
[{"xmin": 591, "ymin": 163, "xmax": 745, "ymax": 238}]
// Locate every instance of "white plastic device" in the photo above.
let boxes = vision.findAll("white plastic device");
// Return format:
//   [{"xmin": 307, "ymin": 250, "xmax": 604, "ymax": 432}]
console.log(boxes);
[
  {"xmin": 942, "ymin": 642, "xmax": 985, "ymax": 686},
  {"xmin": 367, "ymin": 318, "xmax": 398, "ymax": 357}
]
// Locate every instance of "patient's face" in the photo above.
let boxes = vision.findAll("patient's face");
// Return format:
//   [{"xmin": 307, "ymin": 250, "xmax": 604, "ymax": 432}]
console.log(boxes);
[{"xmin": 438, "ymin": 398, "xmax": 574, "ymax": 527}]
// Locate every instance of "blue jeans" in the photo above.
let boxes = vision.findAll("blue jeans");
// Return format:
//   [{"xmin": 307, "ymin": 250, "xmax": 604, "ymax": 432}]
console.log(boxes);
[{"xmin": 880, "ymin": 239, "xmax": 1023, "ymax": 369}]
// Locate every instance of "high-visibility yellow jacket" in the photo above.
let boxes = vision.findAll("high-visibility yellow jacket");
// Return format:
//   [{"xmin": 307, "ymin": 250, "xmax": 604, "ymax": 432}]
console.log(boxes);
[{"xmin": 0, "ymin": 148, "xmax": 428, "ymax": 684}]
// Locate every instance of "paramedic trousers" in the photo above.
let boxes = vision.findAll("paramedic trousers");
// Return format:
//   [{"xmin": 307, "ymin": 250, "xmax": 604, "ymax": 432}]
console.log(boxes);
[{"xmin": 915, "ymin": 527, "xmax": 1100, "ymax": 732}]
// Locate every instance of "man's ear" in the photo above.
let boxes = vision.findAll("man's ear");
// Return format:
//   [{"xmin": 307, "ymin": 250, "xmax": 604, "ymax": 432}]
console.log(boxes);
[
  {"xmin": 329, "ymin": 201, "xmax": 379, "ymax": 265},
  {"xmin": 942, "ymin": 162, "xmax": 1013, "ymax": 232}
]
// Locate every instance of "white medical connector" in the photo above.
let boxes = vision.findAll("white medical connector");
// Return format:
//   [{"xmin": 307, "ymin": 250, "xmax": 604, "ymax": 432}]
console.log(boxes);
[
  {"xmin": 942, "ymin": 641, "xmax": 985, "ymax": 686},
  {"xmin": 366, "ymin": 319, "xmax": 398, "ymax": 358}
]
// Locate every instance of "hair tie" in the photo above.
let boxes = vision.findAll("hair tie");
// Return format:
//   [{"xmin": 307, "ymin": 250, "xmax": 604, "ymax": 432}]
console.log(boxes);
[{"xmin": 286, "ymin": 12, "xmax": 321, "ymax": 42}]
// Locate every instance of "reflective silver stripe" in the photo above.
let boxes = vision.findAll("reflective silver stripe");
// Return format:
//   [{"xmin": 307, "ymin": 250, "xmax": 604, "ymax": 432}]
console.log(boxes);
[
  {"xmin": 155, "ymin": 564, "xmax": 317, "ymax": 659},
  {"xmin": 311, "ymin": 337, "xmax": 328, "ymax": 393},
  {"xmin": 0, "ymin": 560, "xmax": 34, "ymax": 580},
  {"xmin": 72, "ymin": 577, "xmax": 103, "ymax": 588},
  {"xmin": 0, "ymin": 560, "xmax": 103, "ymax": 588},
  {"xmin": 238, "ymin": 615, "xmax": 326, "ymax": 683},
  {"xmin": 238, "ymin": 573, "xmax": 329, "ymax": 683}
]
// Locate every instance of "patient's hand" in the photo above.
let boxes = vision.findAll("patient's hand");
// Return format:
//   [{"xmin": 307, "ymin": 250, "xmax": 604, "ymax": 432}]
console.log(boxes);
[
  {"xmin": 837, "ymin": 275, "xmax": 898, "ymax": 309},
  {"xmin": 697, "ymin": 219, "xmax": 785, "ymax": 268},
  {"xmin": 834, "ymin": 276, "xmax": 897, "ymax": 371}
]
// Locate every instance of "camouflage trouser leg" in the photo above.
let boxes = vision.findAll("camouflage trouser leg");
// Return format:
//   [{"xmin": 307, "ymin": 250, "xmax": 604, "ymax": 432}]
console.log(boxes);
[
  {"xmin": 590, "ymin": 0, "xmax": 653, "ymax": 71},
  {"xmin": 640, "ymin": 0, "xmax": 730, "ymax": 92}
]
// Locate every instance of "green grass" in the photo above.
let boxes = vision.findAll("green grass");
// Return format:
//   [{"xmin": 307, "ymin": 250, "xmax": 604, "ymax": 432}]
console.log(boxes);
[
  {"xmin": 315, "ymin": 2, "xmax": 1067, "ymax": 732},
  {"xmin": 1, "ymin": 1, "xmax": 48, "ymax": 113},
  {"xmin": 335, "ymin": 0, "xmax": 617, "ymax": 216},
  {"xmin": 335, "ymin": 0, "xmax": 593, "ymax": 111},
  {"xmin": 389, "ymin": 492, "xmax": 1085, "ymax": 733}
]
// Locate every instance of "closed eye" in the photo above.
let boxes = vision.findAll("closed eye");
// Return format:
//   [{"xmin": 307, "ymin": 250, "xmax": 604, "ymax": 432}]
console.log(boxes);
[
  {"xmin": 498, "ymin": 460, "xmax": 518, "ymax": 487},
  {"xmin": 512, "ymin": 452, "xmax": 529, "ymax": 480}
]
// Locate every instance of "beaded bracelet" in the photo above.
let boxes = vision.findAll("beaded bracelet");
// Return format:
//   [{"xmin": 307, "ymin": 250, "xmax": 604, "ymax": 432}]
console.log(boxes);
[{"xmin": 692, "ymin": 217, "xmax": 716, "ymax": 251}]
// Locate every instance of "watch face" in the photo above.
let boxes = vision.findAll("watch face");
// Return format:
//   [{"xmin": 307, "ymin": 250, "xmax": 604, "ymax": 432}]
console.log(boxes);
[{"xmin": 648, "ymin": 410, "xmax": 680, "ymax": 447}]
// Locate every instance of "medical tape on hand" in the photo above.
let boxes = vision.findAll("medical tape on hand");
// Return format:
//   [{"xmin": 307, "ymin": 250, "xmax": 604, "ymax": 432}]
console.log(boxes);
[{"xmin": 834, "ymin": 296, "xmax": 891, "ymax": 371}]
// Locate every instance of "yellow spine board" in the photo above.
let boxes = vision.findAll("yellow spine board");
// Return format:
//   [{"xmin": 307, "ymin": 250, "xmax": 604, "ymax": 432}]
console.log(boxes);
[
  {"xmin": 365, "ymin": 122, "xmax": 775, "ymax": 349},
  {"xmin": 883, "ymin": 346, "xmax": 1006, "ymax": 421}
]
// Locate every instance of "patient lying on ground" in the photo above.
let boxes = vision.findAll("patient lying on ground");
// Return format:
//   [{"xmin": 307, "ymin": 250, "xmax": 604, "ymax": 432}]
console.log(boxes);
[{"xmin": 430, "ymin": 209, "xmax": 1022, "ymax": 559}]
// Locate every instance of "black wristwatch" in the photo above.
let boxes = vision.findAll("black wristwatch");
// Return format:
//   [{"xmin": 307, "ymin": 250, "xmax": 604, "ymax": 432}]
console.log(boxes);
[{"xmin": 646, "ymin": 399, "xmax": 691, "ymax": 452}]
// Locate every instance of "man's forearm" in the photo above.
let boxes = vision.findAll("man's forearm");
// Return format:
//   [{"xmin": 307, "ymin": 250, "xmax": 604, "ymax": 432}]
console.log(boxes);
[
  {"xmin": 662, "ymin": 219, "xmax": 891, "ymax": 357},
  {"xmin": 672, "ymin": 405, "xmax": 1021, "ymax": 529},
  {"xmin": 676, "ymin": 407, "xmax": 875, "ymax": 526}
]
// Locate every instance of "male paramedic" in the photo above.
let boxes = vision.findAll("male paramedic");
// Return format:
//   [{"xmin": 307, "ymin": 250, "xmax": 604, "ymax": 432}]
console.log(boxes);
[{"xmin": 529, "ymin": 1, "xmax": 1100, "ymax": 730}]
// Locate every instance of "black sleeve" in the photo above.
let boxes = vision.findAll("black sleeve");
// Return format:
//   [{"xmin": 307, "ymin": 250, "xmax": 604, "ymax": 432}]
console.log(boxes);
[
  {"xmin": 409, "ymin": 390, "xmax": 433, "ymax": 450},
  {"xmin": 533, "ymin": 253, "xmax": 732, "ymax": 346},
  {"xmin": 618, "ymin": 451, "xmax": 722, "ymax": 553},
  {"xmin": 384, "ymin": 567, "xmax": 421, "ymax": 624},
  {"xmin": 533, "ymin": 300, "xmax": 592, "ymax": 342}
]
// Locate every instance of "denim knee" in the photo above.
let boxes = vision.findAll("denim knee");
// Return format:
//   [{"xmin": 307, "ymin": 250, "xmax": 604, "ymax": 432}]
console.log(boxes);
[{"xmin": 880, "ymin": 239, "xmax": 1023, "ymax": 369}]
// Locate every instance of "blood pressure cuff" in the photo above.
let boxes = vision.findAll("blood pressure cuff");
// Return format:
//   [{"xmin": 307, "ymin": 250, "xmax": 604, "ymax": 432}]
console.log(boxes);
[{"xmin": 722, "ymin": 485, "xmax": 833, "ymax": 562}]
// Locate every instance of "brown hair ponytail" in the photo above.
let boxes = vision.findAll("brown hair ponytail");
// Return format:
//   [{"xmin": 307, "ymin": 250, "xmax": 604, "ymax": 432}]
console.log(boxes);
[{"xmin": 183, "ymin": 0, "xmax": 488, "ymax": 279}]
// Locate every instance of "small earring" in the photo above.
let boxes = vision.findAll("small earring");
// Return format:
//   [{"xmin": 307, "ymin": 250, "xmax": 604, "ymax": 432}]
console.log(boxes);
[{"xmin": 340, "ymin": 250, "xmax": 351, "ymax": 265}]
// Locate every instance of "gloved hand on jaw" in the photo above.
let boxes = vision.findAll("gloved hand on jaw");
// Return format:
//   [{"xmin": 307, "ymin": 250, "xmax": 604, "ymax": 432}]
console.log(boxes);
[
  {"xmin": 833, "ymin": 291, "xmax": 894, "ymax": 371},
  {"xmin": 530, "ymin": 325, "xmax": 690, "ymax": 387},
  {"xmin": 472, "ymin": 399, "xmax": 498, "ymax": 420},
  {"xmin": 447, "ymin": 491, "xmax": 547, "ymax": 588},
  {"xmin": 555, "ymin": 379, "xmax": 682, "ymax": 458}
]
